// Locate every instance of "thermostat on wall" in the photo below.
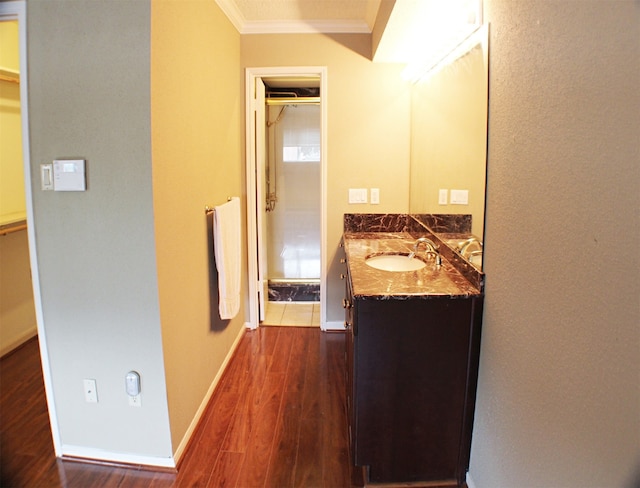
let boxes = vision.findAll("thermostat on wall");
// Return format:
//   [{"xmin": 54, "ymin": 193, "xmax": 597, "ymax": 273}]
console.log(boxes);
[{"xmin": 53, "ymin": 159, "xmax": 86, "ymax": 191}]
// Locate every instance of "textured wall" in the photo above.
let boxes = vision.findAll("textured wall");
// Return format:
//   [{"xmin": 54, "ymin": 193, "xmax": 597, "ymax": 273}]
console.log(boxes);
[
  {"xmin": 28, "ymin": 0, "xmax": 172, "ymax": 460},
  {"xmin": 470, "ymin": 1, "xmax": 640, "ymax": 486}
]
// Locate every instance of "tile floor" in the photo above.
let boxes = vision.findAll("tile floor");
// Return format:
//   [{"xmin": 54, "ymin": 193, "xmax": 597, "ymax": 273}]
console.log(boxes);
[{"xmin": 263, "ymin": 301, "xmax": 321, "ymax": 327}]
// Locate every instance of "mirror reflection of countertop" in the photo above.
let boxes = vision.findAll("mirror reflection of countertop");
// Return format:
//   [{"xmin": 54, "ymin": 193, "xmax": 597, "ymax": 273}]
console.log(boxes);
[{"xmin": 343, "ymin": 232, "xmax": 482, "ymax": 299}]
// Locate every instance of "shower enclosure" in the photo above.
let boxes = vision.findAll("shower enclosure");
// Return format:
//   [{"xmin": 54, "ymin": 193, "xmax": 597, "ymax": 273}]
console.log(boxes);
[{"xmin": 264, "ymin": 93, "xmax": 321, "ymax": 302}]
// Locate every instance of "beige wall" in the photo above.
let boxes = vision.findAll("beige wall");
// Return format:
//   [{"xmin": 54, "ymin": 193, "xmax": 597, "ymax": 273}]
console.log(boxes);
[
  {"xmin": 471, "ymin": 1, "xmax": 640, "ymax": 486},
  {"xmin": 242, "ymin": 34, "xmax": 411, "ymax": 322},
  {"xmin": 0, "ymin": 229, "xmax": 37, "ymax": 356},
  {"xmin": 151, "ymin": 0, "xmax": 245, "ymax": 452},
  {"xmin": 0, "ymin": 20, "xmax": 24, "ymax": 223},
  {"xmin": 0, "ymin": 19, "xmax": 36, "ymax": 355}
]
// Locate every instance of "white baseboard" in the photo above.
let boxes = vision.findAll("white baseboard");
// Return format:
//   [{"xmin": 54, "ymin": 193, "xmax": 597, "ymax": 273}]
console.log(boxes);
[
  {"xmin": 61, "ymin": 445, "xmax": 175, "ymax": 469},
  {"xmin": 323, "ymin": 320, "xmax": 345, "ymax": 331},
  {"xmin": 467, "ymin": 471, "xmax": 477, "ymax": 488},
  {"xmin": 172, "ymin": 325, "xmax": 246, "ymax": 463},
  {"xmin": 0, "ymin": 326, "xmax": 37, "ymax": 357}
]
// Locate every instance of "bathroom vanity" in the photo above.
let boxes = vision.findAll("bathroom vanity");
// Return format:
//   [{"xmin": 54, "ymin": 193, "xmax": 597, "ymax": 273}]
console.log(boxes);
[{"xmin": 342, "ymin": 214, "xmax": 484, "ymax": 487}]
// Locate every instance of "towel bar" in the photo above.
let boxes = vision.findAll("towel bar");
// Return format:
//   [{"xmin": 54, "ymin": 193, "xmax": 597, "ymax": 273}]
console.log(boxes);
[{"xmin": 205, "ymin": 197, "xmax": 233, "ymax": 214}]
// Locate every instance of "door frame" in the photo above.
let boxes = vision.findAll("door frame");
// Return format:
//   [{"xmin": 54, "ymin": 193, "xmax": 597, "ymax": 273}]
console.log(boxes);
[
  {"xmin": 0, "ymin": 0, "xmax": 62, "ymax": 455},
  {"xmin": 245, "ymin": 66, "xmax": 328, "ymax": 330}
]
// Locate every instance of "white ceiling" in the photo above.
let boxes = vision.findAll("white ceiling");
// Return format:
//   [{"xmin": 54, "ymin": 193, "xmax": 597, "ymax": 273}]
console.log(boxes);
[
  {"xmin": 215, "ymin": 0, "xmax": 484, "ymax": 78},
  {"xmin": 215, "ymin": 0, "xmax": 383, "ymax": 34}
]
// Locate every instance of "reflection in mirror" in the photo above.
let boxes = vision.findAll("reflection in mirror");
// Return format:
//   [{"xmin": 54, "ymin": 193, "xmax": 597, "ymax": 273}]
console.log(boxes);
[{"xmin": 408, "ymin": 25, "xmax": 488, "ymax": 269}]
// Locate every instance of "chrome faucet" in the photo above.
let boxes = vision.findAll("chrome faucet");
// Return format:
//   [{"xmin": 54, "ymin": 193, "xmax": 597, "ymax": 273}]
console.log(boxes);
[
  {"xmin": 409, "ymin": 237, "xmax": 442, "ymax": 266},
  {"xmin": 457, "ymin": 237, "xmax": 483, "ymax": 256}
]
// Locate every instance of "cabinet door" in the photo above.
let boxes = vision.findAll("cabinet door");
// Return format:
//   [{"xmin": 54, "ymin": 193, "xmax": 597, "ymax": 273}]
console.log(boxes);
[
  {"xmin": 344, "ymin": 274, "xmax": 355, "ymax": 456},
  {"xmin": 354, "ymin": 298, "xmax": 474, "ymax": 484}
]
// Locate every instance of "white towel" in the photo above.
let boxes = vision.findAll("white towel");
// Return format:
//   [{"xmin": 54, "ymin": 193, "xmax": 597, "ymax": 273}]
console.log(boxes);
[{"xmin": 213, "ymin": 197, "xmax": 241, "ymax": 320}]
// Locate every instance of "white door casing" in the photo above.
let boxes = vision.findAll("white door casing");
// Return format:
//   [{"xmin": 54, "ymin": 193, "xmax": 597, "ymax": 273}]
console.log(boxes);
[
  {"xmin": 244, "ymin": 67, "xmax": 328, "ymax": 330},
  {"xmin": 255, "ymin": 78, "xmax": 266, "ymax": 322}
]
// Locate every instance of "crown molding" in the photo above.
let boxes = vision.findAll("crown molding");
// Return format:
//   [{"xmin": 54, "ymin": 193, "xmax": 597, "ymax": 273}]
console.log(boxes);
[
  {"xmin": 215, "ymin": 0, "xmax": 371, "ymax": 34},
  {"xmin": 241, "ymin": 19, "xmax": 371, "ymax": 34},
  {"xmin": 215, "ymin": 0, "xmax": 245, "ymax": 33}
]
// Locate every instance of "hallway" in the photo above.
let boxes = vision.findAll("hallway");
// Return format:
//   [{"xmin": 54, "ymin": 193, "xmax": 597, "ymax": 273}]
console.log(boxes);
[{"xmin": 0, "ymin": 327, "xmax": 352, "ymax": 487}]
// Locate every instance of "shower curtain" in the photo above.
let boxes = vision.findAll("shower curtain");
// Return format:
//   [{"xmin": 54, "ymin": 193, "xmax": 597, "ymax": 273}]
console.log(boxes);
[{"xmin": 265, "ymin": 104, "xmax": 321, "ymax": 282}]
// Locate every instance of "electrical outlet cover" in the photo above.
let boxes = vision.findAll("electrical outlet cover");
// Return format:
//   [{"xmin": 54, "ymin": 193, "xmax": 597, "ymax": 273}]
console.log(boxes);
[{"xmin": 83, "ymin": 379, "xmax": 98, "ymax": 403}]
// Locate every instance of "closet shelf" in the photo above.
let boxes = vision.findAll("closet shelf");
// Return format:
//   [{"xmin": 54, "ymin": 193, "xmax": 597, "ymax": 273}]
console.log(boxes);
[
  {"xmin": 0, "ymin": 219, "xmax": 27, "ymax": 236},
  {"xmin": 0, "ymin": 212, "xmax": 27, "ymax": 236},
  {"xmin": 0, "ymin": 67, "xmax": 20, "ymax": 84}
]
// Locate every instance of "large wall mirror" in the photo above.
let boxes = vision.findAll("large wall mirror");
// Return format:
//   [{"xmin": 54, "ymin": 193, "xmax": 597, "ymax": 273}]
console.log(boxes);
[{"xmin": 409, "ymin": 25, "xmax": 489, "ymax": 268}]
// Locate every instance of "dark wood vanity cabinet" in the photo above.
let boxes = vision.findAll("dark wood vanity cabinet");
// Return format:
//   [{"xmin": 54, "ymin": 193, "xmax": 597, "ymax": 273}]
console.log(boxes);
[{"xmin": 344, "ymin": 274, "xmax": 484, "ymax": 486}]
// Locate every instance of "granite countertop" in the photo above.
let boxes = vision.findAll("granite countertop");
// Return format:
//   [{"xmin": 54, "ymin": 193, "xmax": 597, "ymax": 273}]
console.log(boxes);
[
  {"xmin": 343, "ymin": 232, "xmax": 482, "ymax": 299},
  {"xmin": 437, "ymin": 232, "xmax": 478, "ymax": 248}
]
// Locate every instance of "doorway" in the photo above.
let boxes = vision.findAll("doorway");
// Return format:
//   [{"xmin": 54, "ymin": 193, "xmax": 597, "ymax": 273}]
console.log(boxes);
[
  {"xmin": 245, "ymin": 67, "xmax": 327, "ymax": 330},
  {"xmin": 0, "ymin": 13, "xmax": 36, "ymax": 355},
  {"xmin": 0, "ymin": 0, "xmax": 60, "ymax": 457}
]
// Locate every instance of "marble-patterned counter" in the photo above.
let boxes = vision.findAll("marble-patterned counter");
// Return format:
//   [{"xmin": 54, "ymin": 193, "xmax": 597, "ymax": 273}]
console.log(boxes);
[
  {"xmin": 342, "ymin": 213, "xmax": 484, "ymax": 299},
  {"xmin": 343, "ymin": 232, "xmax": 481, "ymax": 299}
]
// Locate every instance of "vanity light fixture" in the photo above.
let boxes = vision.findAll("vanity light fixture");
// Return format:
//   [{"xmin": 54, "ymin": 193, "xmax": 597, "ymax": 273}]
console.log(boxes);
[
  {"xmin": 373, "ymin": 0, "xmax": 483, "ymax": 83},
  {"xmin": 402, "ymin": 23, "xmax": 487, "ymax": 83}
]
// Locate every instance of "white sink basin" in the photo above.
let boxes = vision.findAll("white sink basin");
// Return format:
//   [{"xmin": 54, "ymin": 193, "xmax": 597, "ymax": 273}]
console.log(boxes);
[{"xmin": 365, "ymin": 254, "xmax": 426, "ymax": 272}]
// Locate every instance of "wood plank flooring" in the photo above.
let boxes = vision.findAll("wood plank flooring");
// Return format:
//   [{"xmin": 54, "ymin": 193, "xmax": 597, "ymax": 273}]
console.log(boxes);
[{"xmin": 0, "ymin": 327, "xmax": 354, "ymax": 487}]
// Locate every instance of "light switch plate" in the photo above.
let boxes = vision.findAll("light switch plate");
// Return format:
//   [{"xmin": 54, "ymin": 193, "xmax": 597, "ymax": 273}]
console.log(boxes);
[
  {"xmin": 438, "ymin": 189, "xmax": 448, "ymax": 205},
  {"xmin": 370, "ymin": 188, "xmax": 380, "ymax": 204},
  {"xmin": 348, "ymin": 188, "xmax": 367, "ymax": 204},
  {"xmin": 41, "ymin": 164, "xmax": 53, "ymax": 191}
]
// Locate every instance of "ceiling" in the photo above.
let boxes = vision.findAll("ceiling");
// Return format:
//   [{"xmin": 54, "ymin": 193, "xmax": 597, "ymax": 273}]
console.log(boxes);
[
  {"xmin": 215, "ymin": 0, "xmax": 384, "ymax": 34},
  {"xmin": 216, "ymin": 0, "xmax": 484, "ymax": 77}
]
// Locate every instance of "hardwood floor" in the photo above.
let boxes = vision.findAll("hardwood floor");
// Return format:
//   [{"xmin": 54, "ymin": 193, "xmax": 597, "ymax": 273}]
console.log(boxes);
[{"xmin": 0, "ymin": 327, "xmax": 354, "ymax": 487}]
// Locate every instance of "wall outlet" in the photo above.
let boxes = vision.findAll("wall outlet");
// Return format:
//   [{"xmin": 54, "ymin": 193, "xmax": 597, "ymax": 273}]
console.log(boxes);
[
  {"xmin": 83, "ymin": 379, "xmax": 98, "ymax": 403},
  {"xmin": 128, "ymin": 394, "xmax": 142, "ymax": 407},
  {"xmin": 438, "ymin": 189, "xmax": 448, "ymax": 205}
]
